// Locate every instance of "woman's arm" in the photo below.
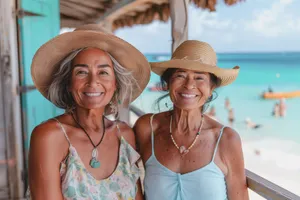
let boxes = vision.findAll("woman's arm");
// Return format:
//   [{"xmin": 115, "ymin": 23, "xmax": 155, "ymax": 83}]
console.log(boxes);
[
  {"xmin": 133, "ymin": 114, "xmax": 153, "ymax": 161},
  {"xmin": 28, "ymin": 121, "xmax": 68, "ymax": 200},
  {"xmin": 221, "ymin": 128, "xmax": 249, "ymax": 200}
]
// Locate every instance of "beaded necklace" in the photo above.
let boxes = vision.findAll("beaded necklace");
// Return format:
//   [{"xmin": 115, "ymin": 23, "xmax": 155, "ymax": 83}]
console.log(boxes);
[{"xmin": 170, "ymin": 115, "xmax": 204, "ymax": 156}]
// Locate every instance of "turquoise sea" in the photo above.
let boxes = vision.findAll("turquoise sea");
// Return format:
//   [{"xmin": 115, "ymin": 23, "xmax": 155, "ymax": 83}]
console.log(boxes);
[{"xmin": 132, "ymin": 52, "xmax": 300, "ymax": 145}]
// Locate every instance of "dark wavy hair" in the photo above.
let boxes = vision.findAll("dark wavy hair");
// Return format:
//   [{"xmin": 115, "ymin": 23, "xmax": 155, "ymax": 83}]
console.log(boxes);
[{"xmin": 155, "ymin": 68, "xmax": 221, "ymax": 112}]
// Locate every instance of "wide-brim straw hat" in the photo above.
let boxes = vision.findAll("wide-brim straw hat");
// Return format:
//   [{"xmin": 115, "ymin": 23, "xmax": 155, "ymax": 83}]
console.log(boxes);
[
  {"xmin": 151, "ymin": 40, "xmax": 239, "ymax": 86},
  {"xmin": 31, "ymin": 24, "xmax": 150, "ymax": 105}
]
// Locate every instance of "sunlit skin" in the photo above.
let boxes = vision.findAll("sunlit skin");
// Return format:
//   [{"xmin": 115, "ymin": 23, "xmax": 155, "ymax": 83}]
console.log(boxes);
[
  {"xmin": 70, "ymin": 48, "xmax": 116, "ymax": 111},
  {"xmin": 28, "ymin": 48, "xmax": 143, "ymax": 200},
  {"xmin": 134, "ymin": 68, "xmax": 249, "ymax": 200},
  {"xmin": 169, "ymin": 69, "xmax": 213, "ymax": 111}
]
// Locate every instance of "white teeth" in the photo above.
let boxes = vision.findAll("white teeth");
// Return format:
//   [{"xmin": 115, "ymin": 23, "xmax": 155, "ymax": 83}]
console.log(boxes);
[
  {"xmin": 180, "ymin": 93, "xmax": 197, "ymax": 98},
  {"xmin": 85, "ymin": 93, "xmax": 102, "ymax": 97}
]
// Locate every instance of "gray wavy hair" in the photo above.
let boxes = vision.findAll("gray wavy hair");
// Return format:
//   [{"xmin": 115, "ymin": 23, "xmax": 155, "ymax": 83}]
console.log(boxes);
[{"xmin": 47, "ymin": 48, "xmax": 139, "ymax": 117}]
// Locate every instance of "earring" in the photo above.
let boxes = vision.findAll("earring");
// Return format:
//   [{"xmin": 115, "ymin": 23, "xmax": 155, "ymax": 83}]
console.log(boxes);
[
  {"xmin": 204, "ymin": 103, "xmax": 210, "ymax": 113},
  {"xmin": 109, "ymin": 101, "xmax": 117, "ymax": 114},
  {"xmin": 66, "ymin": 104, "xmax": 75, "ymax": 113}
]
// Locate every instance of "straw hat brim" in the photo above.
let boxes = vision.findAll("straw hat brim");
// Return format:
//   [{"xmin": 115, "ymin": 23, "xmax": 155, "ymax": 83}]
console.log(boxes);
[
  {"xmin": 151, "ymin": 59, "xmax": 239, "ymax": 86},
  {"xmin": 31, "ymin": 30, "xmax": 150, "ymax": 105}
]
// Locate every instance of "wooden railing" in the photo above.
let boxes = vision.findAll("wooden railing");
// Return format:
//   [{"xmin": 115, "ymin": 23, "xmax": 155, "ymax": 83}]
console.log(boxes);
[{"xmin": 129, "ymin": 105, "xmax": 300, "ymax": 200}]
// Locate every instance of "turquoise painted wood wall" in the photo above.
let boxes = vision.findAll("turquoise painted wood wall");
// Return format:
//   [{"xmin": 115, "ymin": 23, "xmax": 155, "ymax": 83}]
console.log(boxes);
[{"xmin": 18, "ymin": 0, "xmax": 63, "ymax": 154}]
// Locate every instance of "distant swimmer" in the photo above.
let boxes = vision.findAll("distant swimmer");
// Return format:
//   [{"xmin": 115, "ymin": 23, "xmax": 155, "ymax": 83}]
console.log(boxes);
[
  {"xmin": 279, "ymin": 98, "xmax": 287, "ymax": 117},
  {"xmin": 268, "ymin": 86, "xmax": 273, "ymax": 93},
  {"xmin": 245, "ymin": 118, "xmax": 262, "ymax": 129},
  {"xmin": 225, "ymin": 97, "xmax": 231, "ymax": 110},
  {"xmin": 228, "ymin": 108, "xmax": 235, "ymax": 126},
  {"xmin": 272, "ymin": 103, "xmax": 280, "ymax": 118}
]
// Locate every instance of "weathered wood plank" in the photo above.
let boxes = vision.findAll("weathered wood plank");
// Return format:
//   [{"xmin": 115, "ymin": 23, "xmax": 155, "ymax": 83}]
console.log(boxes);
[
  {"xmin": 60, "ymin": 1, "xmax": 99, "ymax": 16},
  {"xmin": 246, "ymin": 169, "xmax": 300, "ymax": 200},
  {"xmin": 96, "ymin": 0, "xmax": 168, "ymax": 22},
  {"xmin": 96, "ymin": 0, "xmax": 135, "ymax": 22},
  {"xmin": 63, "ymin": 0, "xmax": 105, "ymax": 9},
  {"xmin": 60, "ymin": 4, "xmax": 87, "ymax": 19}
]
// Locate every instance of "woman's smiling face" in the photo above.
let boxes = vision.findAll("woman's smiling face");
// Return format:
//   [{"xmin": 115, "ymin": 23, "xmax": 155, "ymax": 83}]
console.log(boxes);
[
  {"xmin": 69, "ymin": 48, "xmax": 116, "ymax": 110},
  {"xmin": 168, "ymin": 69, "xmax": 214, "ymax": 110}
]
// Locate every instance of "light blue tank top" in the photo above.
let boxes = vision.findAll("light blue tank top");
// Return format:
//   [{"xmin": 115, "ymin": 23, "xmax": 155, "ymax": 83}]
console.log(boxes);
[{"xmin": 144, "ymin": 115, "xmax": 228, "ymax": 200}]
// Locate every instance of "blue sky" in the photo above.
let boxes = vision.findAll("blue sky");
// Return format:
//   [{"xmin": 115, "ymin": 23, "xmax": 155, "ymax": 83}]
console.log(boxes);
[{"xmin": 115, "ymin": 0, "xmax": 300, "ymax": 53}]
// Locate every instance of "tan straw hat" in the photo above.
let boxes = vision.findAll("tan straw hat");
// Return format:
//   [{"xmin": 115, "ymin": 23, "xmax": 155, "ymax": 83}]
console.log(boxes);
[
  {"xmin": 151, "ymin": 40, "xmax": 239, "ymax": 86},
  {"xmin": 31, "ymin": 24, "xmax": 150, "ymax": 105}
]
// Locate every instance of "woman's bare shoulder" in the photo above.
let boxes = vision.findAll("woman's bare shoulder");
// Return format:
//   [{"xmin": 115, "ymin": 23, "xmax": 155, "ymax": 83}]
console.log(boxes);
[
  {"xmin": 134, "ymin": 112, "xmax": 169, "ymax": 137},
  {"xmin": 134, "ymin": 113, "xmax": 154, "ymax": 128},
  {"xmin": 133, "ymin": 113, "xmax": 154, "ymax": 138},
  {"xmin": 220, "ymin": 127, "xmax": 241, "ymax": 147},
  {"xmin": 218, "ymin": 126, "xmax": 243, "ymax": 162},
  {"xmin": 30, "ymin": 116, "xmax": 70, "ymax": 151},
  {"xmin": 29, "ymin": 117, "xmax": 70, "ymax": 166},
  {"xmin": 32, "ymin": 119, "xmax": 63, "ymax": 139}
]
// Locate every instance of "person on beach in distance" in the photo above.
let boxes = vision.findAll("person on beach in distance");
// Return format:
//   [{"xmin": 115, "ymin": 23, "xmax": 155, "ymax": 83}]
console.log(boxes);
[
  {"xmin": 225, "ymin": 97, "xmax": 231, "ymax": 110},
  {"xmin": 272, "ymin": 102, "xmax": 280, "ymax": 118},
  {"xmin": 245, "ymin": 118, "xmax": 262, "ymax": 129},
  {"xmin": 228, "ymin": 108, "xmax": 235, "ymax": 127},
  {"xmin": 279, "ymin": 98, "xmax": 287, "ymax": 117},
  {"xmin": 268, "ymin": 86, "xmax": 273, "ymax": 93},
  {"xmin": 134, "ymin": 40, "xmax": 249, "ymax": 200},
  {"xmin": 27, "ymin": 24, "xmax": 150, "ymax": 200}
]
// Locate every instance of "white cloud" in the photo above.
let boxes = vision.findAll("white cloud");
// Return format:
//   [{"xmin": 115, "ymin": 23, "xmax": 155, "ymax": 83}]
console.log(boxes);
[
  {"xmin": 188, "ymin": 6, "xmax": 239, "ymax": 48},
  {"xmin": 115, "ymin": 1, "xmax": 300, "ymax": 53},
  {"xmin": 245, "ymin": 0, "xmax": 300, "ymax": 37},
  {"xmin": 115, "ymin": 20, "xmax": 171, "ymax": 53},
  {"xmin": 144, "ymin": 21, "xmax": 167, "ymax": 34},
  {"xmin": 189, "ymin": 7, "xmax": 235, "ymax": 37}
]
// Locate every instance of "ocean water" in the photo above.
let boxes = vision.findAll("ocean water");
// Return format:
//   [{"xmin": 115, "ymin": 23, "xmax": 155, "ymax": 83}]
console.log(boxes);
[{"xmin": 132, "ymin": 52, "xmax": 300, "ymax": 172}]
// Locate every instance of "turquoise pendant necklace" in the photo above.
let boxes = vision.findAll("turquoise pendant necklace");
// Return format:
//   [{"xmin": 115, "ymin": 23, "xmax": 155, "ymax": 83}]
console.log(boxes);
[{"xmin": 72, "ymin": 113, "xmax": 105, "ymax": 168}]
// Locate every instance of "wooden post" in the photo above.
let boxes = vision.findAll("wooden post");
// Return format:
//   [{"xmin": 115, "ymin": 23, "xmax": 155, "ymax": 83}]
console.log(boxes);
[
  {"xmin": 0, "ymin": 0, "xmax": 24, "ymax": 198},
  {"xmin": 170, "ymin": 0, "xmax": 189, "ymax": 52}
]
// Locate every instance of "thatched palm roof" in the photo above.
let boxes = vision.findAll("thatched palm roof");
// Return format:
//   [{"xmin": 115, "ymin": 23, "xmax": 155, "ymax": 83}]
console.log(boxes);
[{"xmin": 61, "ymin": 0, "xmax": 243, "ymax": 30}]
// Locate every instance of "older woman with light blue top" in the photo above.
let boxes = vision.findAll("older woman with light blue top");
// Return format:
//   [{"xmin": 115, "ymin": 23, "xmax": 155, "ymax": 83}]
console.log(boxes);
[{"xmin": 134, "ymin": 40, "xmax": 249, "ymax": 200}]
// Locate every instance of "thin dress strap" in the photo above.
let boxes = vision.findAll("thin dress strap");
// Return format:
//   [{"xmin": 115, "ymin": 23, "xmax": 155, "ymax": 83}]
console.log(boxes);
[
  {"xmin": 212, "ymin": 126, "xmax": 226, "ymax": 162},
  {"xmin": 115, "ymin": 121, "xmax": 123, "ymax": 142},
  {"xmin": 150, "ymin": 114, "xmax": 155, "ymax": 155},
  {"xmin": 52, "ymin": 118, "xmax": 71, "ymax": 145},
  {"xmin": 116, "ymin": 122, "xmax": 121, "ymax": 134}
]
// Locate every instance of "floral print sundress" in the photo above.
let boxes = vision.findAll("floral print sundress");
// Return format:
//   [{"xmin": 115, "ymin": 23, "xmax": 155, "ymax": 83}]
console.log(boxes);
[{"xmin": 26, "ymin": 118, "xmax": 140, "ymax": 200}]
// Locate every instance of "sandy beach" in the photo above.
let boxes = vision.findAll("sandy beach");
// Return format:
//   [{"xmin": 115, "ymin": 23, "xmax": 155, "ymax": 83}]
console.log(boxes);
[{"xmin": 243, "ymin": 138, "xmax": 300, "ymax": 199}]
